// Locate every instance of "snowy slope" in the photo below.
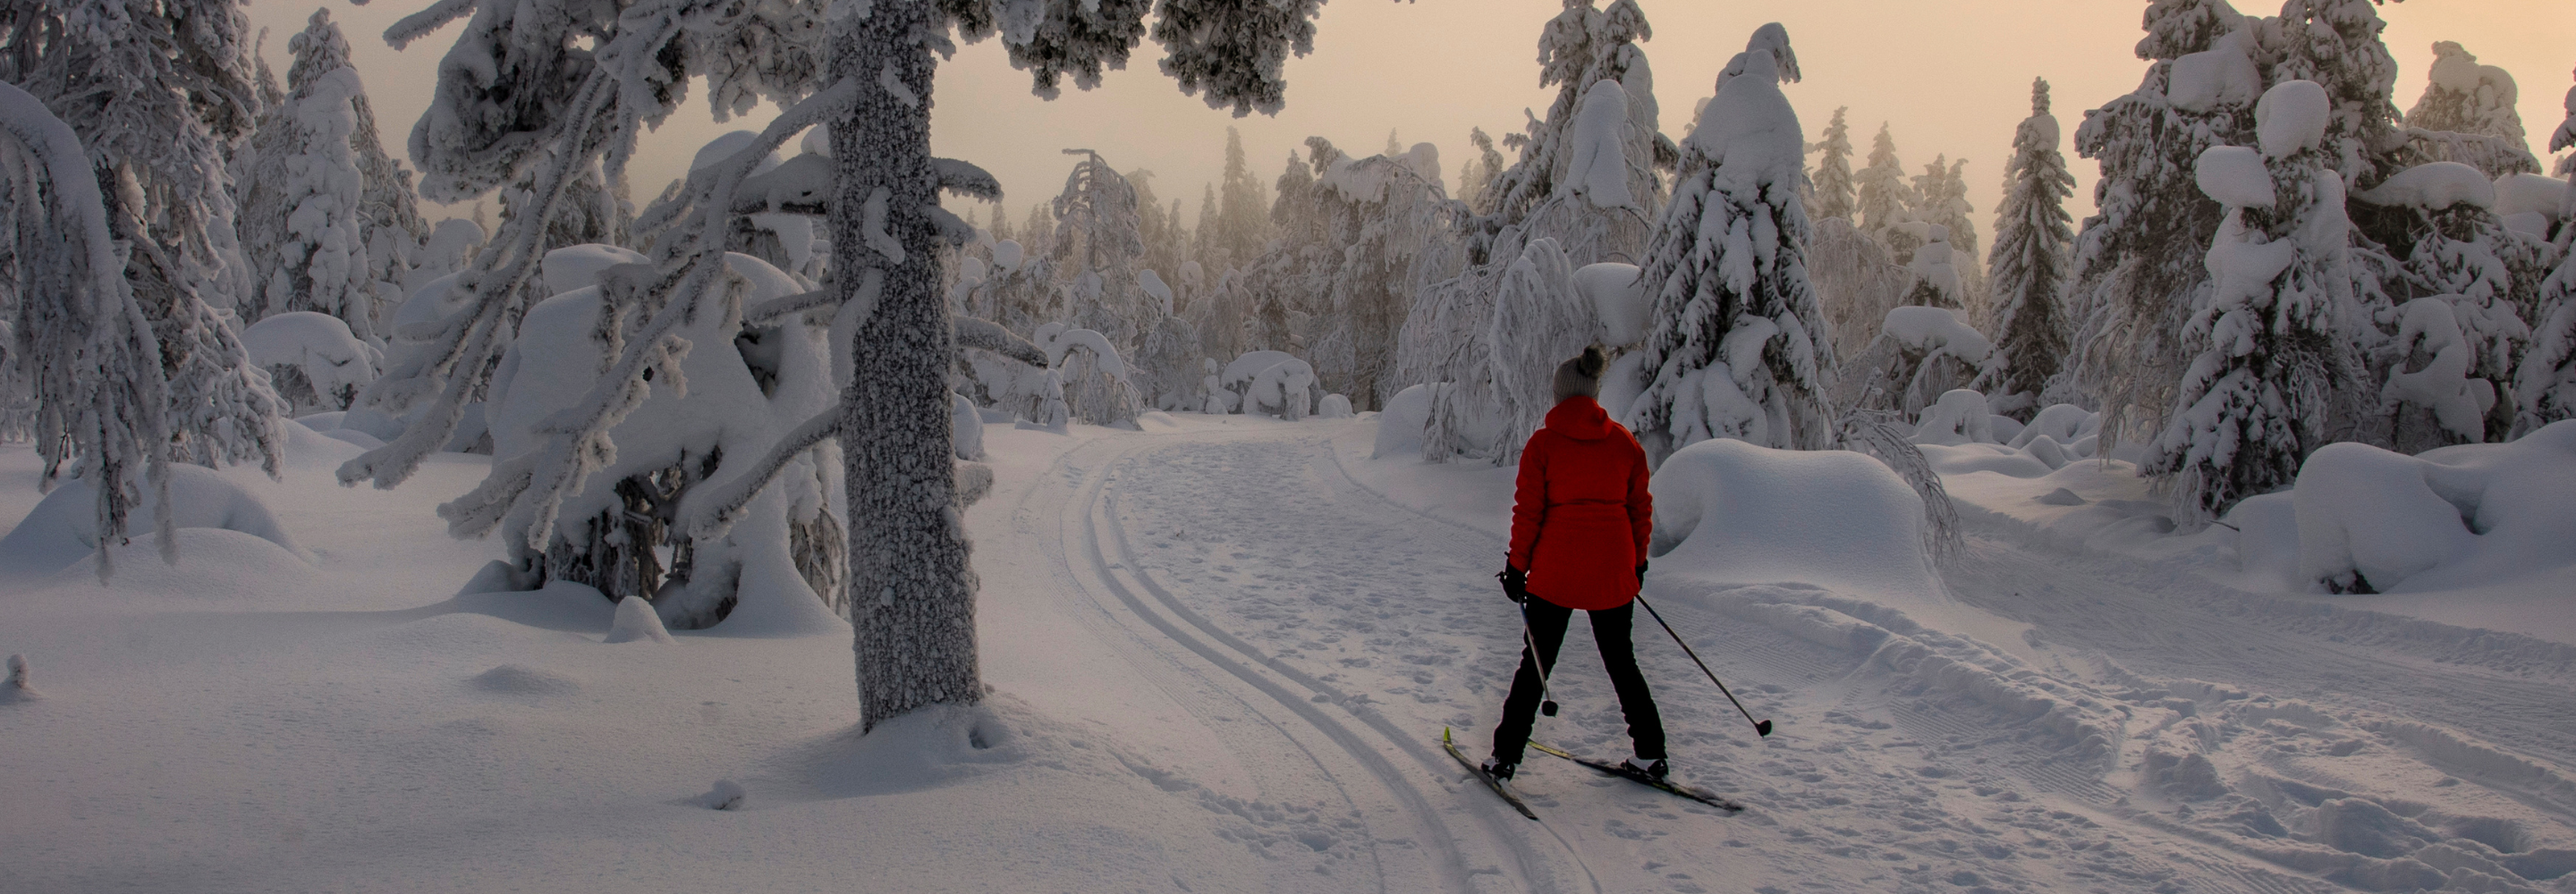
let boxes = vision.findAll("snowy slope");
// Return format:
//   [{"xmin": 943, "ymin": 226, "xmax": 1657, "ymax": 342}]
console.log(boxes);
[{"xmin": 4, "ymin": 414, "xmax": 2572, "ymax": 893}]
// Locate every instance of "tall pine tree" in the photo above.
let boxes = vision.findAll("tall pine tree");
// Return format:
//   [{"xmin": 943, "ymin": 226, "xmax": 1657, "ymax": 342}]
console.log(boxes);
[
  {"xmin": 1807, "ymin": 106, "xmax": 1856, "ymax": 222},
  {"xmin": 1979, "ymin": 79, "xmax": 2078, "ymax": 412},
  {"xmin": 1854, "ymin": 122, "xmax": 1914, "ymax": 236}
]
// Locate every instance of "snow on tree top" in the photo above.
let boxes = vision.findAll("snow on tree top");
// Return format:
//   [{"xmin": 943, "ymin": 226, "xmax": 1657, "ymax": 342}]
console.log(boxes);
[
  {"xmin": 2355, "ymin": 162, "xmax": 2497, "ymax": 211},
  {"xmin": 2256, "ymin": 80, "xmax": 2329, "ymax": 159},
  {"xmin": 2166, "ymin": 29, "xmax": 2261, "ymax": 114},
  {"xmin": 1687, "ymin": 30, "xmax": 1801, "ymax": 191},
  {"xmin": 2194, "ymin": 146, "xmax": 2276, "ymax": 208},
  {"xmin": 1564, "ymin": 79, "xmax": 1639, "ymax": 210},
  {"xmin": 1881, "ymin": 306, "xmax": 1992, "ymax": 363}
]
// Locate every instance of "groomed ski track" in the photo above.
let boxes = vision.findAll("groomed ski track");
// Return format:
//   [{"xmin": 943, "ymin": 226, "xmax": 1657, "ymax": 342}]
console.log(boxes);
[{"xmin": 976, "ymin": 418, "xmax": 2576, "ymax": 894}]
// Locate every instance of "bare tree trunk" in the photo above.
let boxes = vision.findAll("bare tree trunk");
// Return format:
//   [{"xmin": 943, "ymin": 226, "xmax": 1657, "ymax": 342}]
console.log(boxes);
[{"xmin": 832, "ymin": 1, "xmax": 981, "ymax": 731}]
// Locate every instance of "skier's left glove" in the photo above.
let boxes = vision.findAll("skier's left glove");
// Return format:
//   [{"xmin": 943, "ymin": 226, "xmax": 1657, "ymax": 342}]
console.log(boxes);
[{"xmin": 1497, "ymin": 566, "xmax": 1530, "ymax": 604}]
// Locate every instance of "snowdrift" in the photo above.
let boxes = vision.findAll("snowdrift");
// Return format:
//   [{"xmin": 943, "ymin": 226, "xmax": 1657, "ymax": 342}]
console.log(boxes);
[
  {"xmin": 2259, "ymin": 420, "xmax": 2576, "ymax": 595},
  {"xmin": 0, "ymin": 463, "xmax": 308, "ymax": 578},
  {"xmin": 1648, "ymin": 437, "xmax": 1938, "ymax": 596}
]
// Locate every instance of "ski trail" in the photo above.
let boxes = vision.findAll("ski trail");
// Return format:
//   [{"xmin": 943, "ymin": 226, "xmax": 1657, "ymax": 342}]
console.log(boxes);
[{"xmin": 1037, "ymin": 431, "xmax": 1591, "ymax": 893}]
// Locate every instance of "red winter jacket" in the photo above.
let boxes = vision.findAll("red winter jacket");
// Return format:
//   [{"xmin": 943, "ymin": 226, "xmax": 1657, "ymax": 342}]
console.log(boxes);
[{"xmin": 1507, "ymin": 396, "xmax": 1653, "ymax": 611}]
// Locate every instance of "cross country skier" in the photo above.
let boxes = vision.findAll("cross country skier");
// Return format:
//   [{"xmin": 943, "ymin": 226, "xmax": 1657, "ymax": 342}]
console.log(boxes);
[{"xmin": 1484, "ymin": 346, "xmax": 1667, "ymax": 782}]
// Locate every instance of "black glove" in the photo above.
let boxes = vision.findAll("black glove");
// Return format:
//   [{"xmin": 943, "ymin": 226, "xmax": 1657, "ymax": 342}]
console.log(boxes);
[
  {"xmin": 1497, "ymin": 566, "xmax": 1530, "ymax": 604},
  {"xmin": 1636, "ymin": 557, "xmax": 1649, "ymax": 578}
]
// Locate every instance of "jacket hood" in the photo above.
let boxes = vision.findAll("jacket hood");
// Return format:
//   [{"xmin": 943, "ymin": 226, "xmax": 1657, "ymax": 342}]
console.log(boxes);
[{"xmin": 1544, "ymin": 396, "xmax": 1617, "ymax": 441}]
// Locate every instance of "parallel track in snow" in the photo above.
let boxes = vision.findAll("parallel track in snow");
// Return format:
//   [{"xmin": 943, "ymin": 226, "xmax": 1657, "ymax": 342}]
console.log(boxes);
[{"xmin": 1034, "ymin": 431, "xmax": 1597, "ymax": 893}]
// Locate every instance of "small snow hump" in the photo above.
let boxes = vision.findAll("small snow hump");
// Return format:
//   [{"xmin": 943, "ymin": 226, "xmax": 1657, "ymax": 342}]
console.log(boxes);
[
  {"xmin": 604, "ymin": 596, "xmax": 675, "ymax": 644},
  {"xmin": 3, "ymin": 654, "xmax": 38, "ymax": 702},
  {"xmin": 468, "ymin": 663, "xmax": 580, "ymax": 696},
  {"xmin": 700, "ymin": 780, "xmax": 747, "ymax": 811}
]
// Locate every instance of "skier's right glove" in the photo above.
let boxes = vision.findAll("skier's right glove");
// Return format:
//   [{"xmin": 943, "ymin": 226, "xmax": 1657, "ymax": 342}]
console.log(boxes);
[{"xmin": 1497, "ymin": 566, "xmax": 1530, "ymax": 604}]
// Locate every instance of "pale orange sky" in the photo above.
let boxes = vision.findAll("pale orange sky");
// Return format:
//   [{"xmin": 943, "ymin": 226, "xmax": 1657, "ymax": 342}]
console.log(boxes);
[{"xmin": 263, "ymin": 0, "xmax": 2573, "ymax": 237}]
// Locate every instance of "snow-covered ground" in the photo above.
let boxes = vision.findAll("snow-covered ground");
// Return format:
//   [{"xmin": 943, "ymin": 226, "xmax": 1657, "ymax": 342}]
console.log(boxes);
[{"xmin": 4, "ymin": 415, "xmax": 2572, "ymax": 893}]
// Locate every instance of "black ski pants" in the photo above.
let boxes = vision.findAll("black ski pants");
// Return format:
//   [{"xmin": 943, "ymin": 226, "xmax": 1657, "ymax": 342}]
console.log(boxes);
[{"xmin": 1491, "ymin": 595, "xmax": 1665, "ymax": 766}]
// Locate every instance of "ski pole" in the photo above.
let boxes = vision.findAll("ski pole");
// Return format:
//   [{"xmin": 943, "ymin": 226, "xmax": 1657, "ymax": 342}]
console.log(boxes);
[
  {"xmin": 1519, "ymin": 603, "xmax": 1559, "ymax": 717},
  {"xmin": 1634, "ymin": 594, "xmax": 1773, "ymax": 738}
]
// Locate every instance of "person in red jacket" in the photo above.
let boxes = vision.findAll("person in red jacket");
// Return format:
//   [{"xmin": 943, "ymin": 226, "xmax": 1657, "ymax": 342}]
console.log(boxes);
[{"xmin": 1484, "ymin": 346, "xmax": 1666, "ymax": 782}]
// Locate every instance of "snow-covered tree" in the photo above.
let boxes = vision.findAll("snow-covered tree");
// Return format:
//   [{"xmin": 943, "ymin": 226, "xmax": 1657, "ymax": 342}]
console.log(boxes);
[
  {"xmin": 236, "ymin": 9, "xmax": 382, "ymax": 342},
  {"xmin": 1299, "ymin": 139, "xmax": 1454, "ymax": 408},
  {"xmin": 2, "ymin": 0, "xmax": 284, "ymax": 525},
  {"xmin": 2406, "ymin": 42, "xmax": 2528, "ymax": 156},
  {"xmin": 1854, "ymin": 122, "xmax": 1915, "ymax": 236},
  {"xmin": 2067, "ymin": 0, "xmax": 2260, "ymax": 451},
  {"xmin": 0, "ymin": 83, "xmax": 180, "ymax": 578},
  {"xmin": 1806, "ymin": 106, "xmax": 1856, "ymax": 222},
  {"xmin": 1051, "ymin": 149, "xmax": 1147, "ymax": 348},
  {"xmin": 2517, "ymin": 90, "xmax": 2576, "ymax": 434},
  {"xmin": 1214, "ymin": 126, "xmax": 1271, "ymax": 271},
  {"xmin": 2355, "ymin": 162, "xmax": 2543, "ymax": 448},
  {"xmin": 2149, "ymin": 80, "xmax": 2369, "ymax": 526},
  {"xmin": 1625, "ymin": 24, "xmax": 1832, "ymax": 460},
  {"xmin": 1911, "ymin": 156, "xmax": 1978, "ymax": 259},
  {"xmin": 1457, "ymin": 127, "xmax": 1506, "ymax": 216},
  {"xmin": 1474, "ymin": 0, "xmax": 1673, "ymax": 240},
  {"xmin": 1979, "ymin": 78, "xmax": 2078, "ymax": 412}
]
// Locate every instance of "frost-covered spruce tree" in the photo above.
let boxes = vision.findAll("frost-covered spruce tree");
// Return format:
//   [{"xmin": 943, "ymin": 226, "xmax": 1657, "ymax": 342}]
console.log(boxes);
[
  {"xmin": 1806, "ymin": 106, "xmax": 1856, "ymax": 222},
  {"xmin": 1911, "ymin": 156, "xmax": 1978, "ymax": 259},
  {"xmin": 236, "ymin": 9, "xmax": 381, "ymax": 342},
  {"xmin": 1473, "ymin": 0, "xmax": 1674, "ymax": 245},
  {"xmin": 1854, "ymin": 122, "xmax": 1915, "ymax": 237},
  {"xmin": 1051, "ymin": 149, "xmax": 1148, "ymax": 348},
  {"xmin": 825, "ymin": 0, "xmax": 1338, "ymax": 729},
  {"xmin": 2, "ymin": 0, "xmax": 284, "ymax": 484},
  {"xmin": 2150, "ymin": 80, "xmax": 2366, "ymax": 525},
  {"xmin": 1978, "ymin": 78, "xmax": 2078, "ymax": 411},
  {"xmin": 1626, "ymin": 24, "xmax": 1832, "ymax": 460}
]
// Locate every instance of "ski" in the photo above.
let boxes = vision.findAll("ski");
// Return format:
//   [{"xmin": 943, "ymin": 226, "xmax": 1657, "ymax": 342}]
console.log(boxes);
[
  {"xmin": 1444, "ymin": 727, "xmax": 1539, "ymax": 821},
  {"xmin": 1528, "ymin": 741, "xmax": 1745, "ymax": 813}
]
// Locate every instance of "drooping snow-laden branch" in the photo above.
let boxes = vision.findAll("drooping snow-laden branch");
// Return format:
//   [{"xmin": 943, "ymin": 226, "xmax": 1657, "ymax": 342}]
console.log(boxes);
[
  {"xmin": 339, "ymin": 67, "xmax": 622, "ymax": 490},
  {"xmin": 676, "ymin": 407, "xmax": 843, "ymax": 540},
  {"xmin": 0, "ymin": 82, "xmax": 174, "ymax": 579}
]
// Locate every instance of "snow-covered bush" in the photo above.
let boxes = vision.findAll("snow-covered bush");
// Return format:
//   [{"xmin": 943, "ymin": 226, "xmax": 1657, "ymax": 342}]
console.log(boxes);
[
  {"xmin": 1224, "ymin": 351, "xmax": 1320, "ymax": 421},
  {"xmin": 1318, "ymin": 394, "xmax": 1355, "ymax": 419},
  {"xmin": 1911, "ymin": 389, "xmax": 2003, "ymax": 447},
  {"xmin": 1041, "ymin": 325, "xmax": 1143, "ymax": 428},
  {"xmin": 2290, "ymin": 421, "xmax": 2576, "ymax": 594},
  {"xmin": 450, "ymin": 248, "xmax": 844, "ymax": 631},
  {"xmin": 242, "ymin": 312, "xmax": 383, "ymax": 413},
  {"xmin": 1483, "ymin": 237, "xmax": 1600, "ymax": 459},
  {"xmin": 1840, "ymin": 306, "xmax": 1992, "ymax": 419}
]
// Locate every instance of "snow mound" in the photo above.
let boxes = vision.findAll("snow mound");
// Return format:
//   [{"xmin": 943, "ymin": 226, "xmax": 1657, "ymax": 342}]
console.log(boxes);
[
  {"xmin": 604, "ymin": 595, "xmax": 675, "ymax": 644},
  {"xmin": 18, "ymin": 527, "xmax": 320, "ymax": 599},
  {"xmin": 2257, "ymin": 80, "xmax": 2329, "ymax": 159},
  {"xmin": 3, "ymin": 654, "xmax": 38, "ymax": 703},
  {"xmin": 468, "ymin": 663, "xmax": 580, "ymax": 696},
  {"xmin": 0, "ymin": 465, "xmax": 306, "ymax": 577},
  {"xmin": 2195, "ymin": 146, "xmax": 2275, "ymax": 208},
  {"xmin": 1373, "ymin": 384, "xmax": 1435, "ymax": 459},
  {"xmin": 1574, "ymin": 262, "xmax": 1648, "ymax": 347},
  {"xmin": 1317, "ymin": 393, "xmax": 1354, "ymax": 419},
  {"xmin": 2286, "ymin": 421, "xmax": 2576, "ymax": 594},
  {"xmin": 1648, "ymin": 437, "xmax": 1937, "ymax": 596},
  {"xmin": 539, "ymin": 243, "xmax": 648, "ymax": 295},
  {"xmin": 241, "ymin": 311, "xmax": 381, "ymax": 401},
  {"xmin": 699, "ymin": 780, "xmax": 747, "ymax": 811},
  {"xmin": 1912, "ymin": 388, "xmax": 2000, "ymax": 446},
  {"xmin": 2354, "ymin": 161, "xmax": 2496, "ymax": 211}
]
